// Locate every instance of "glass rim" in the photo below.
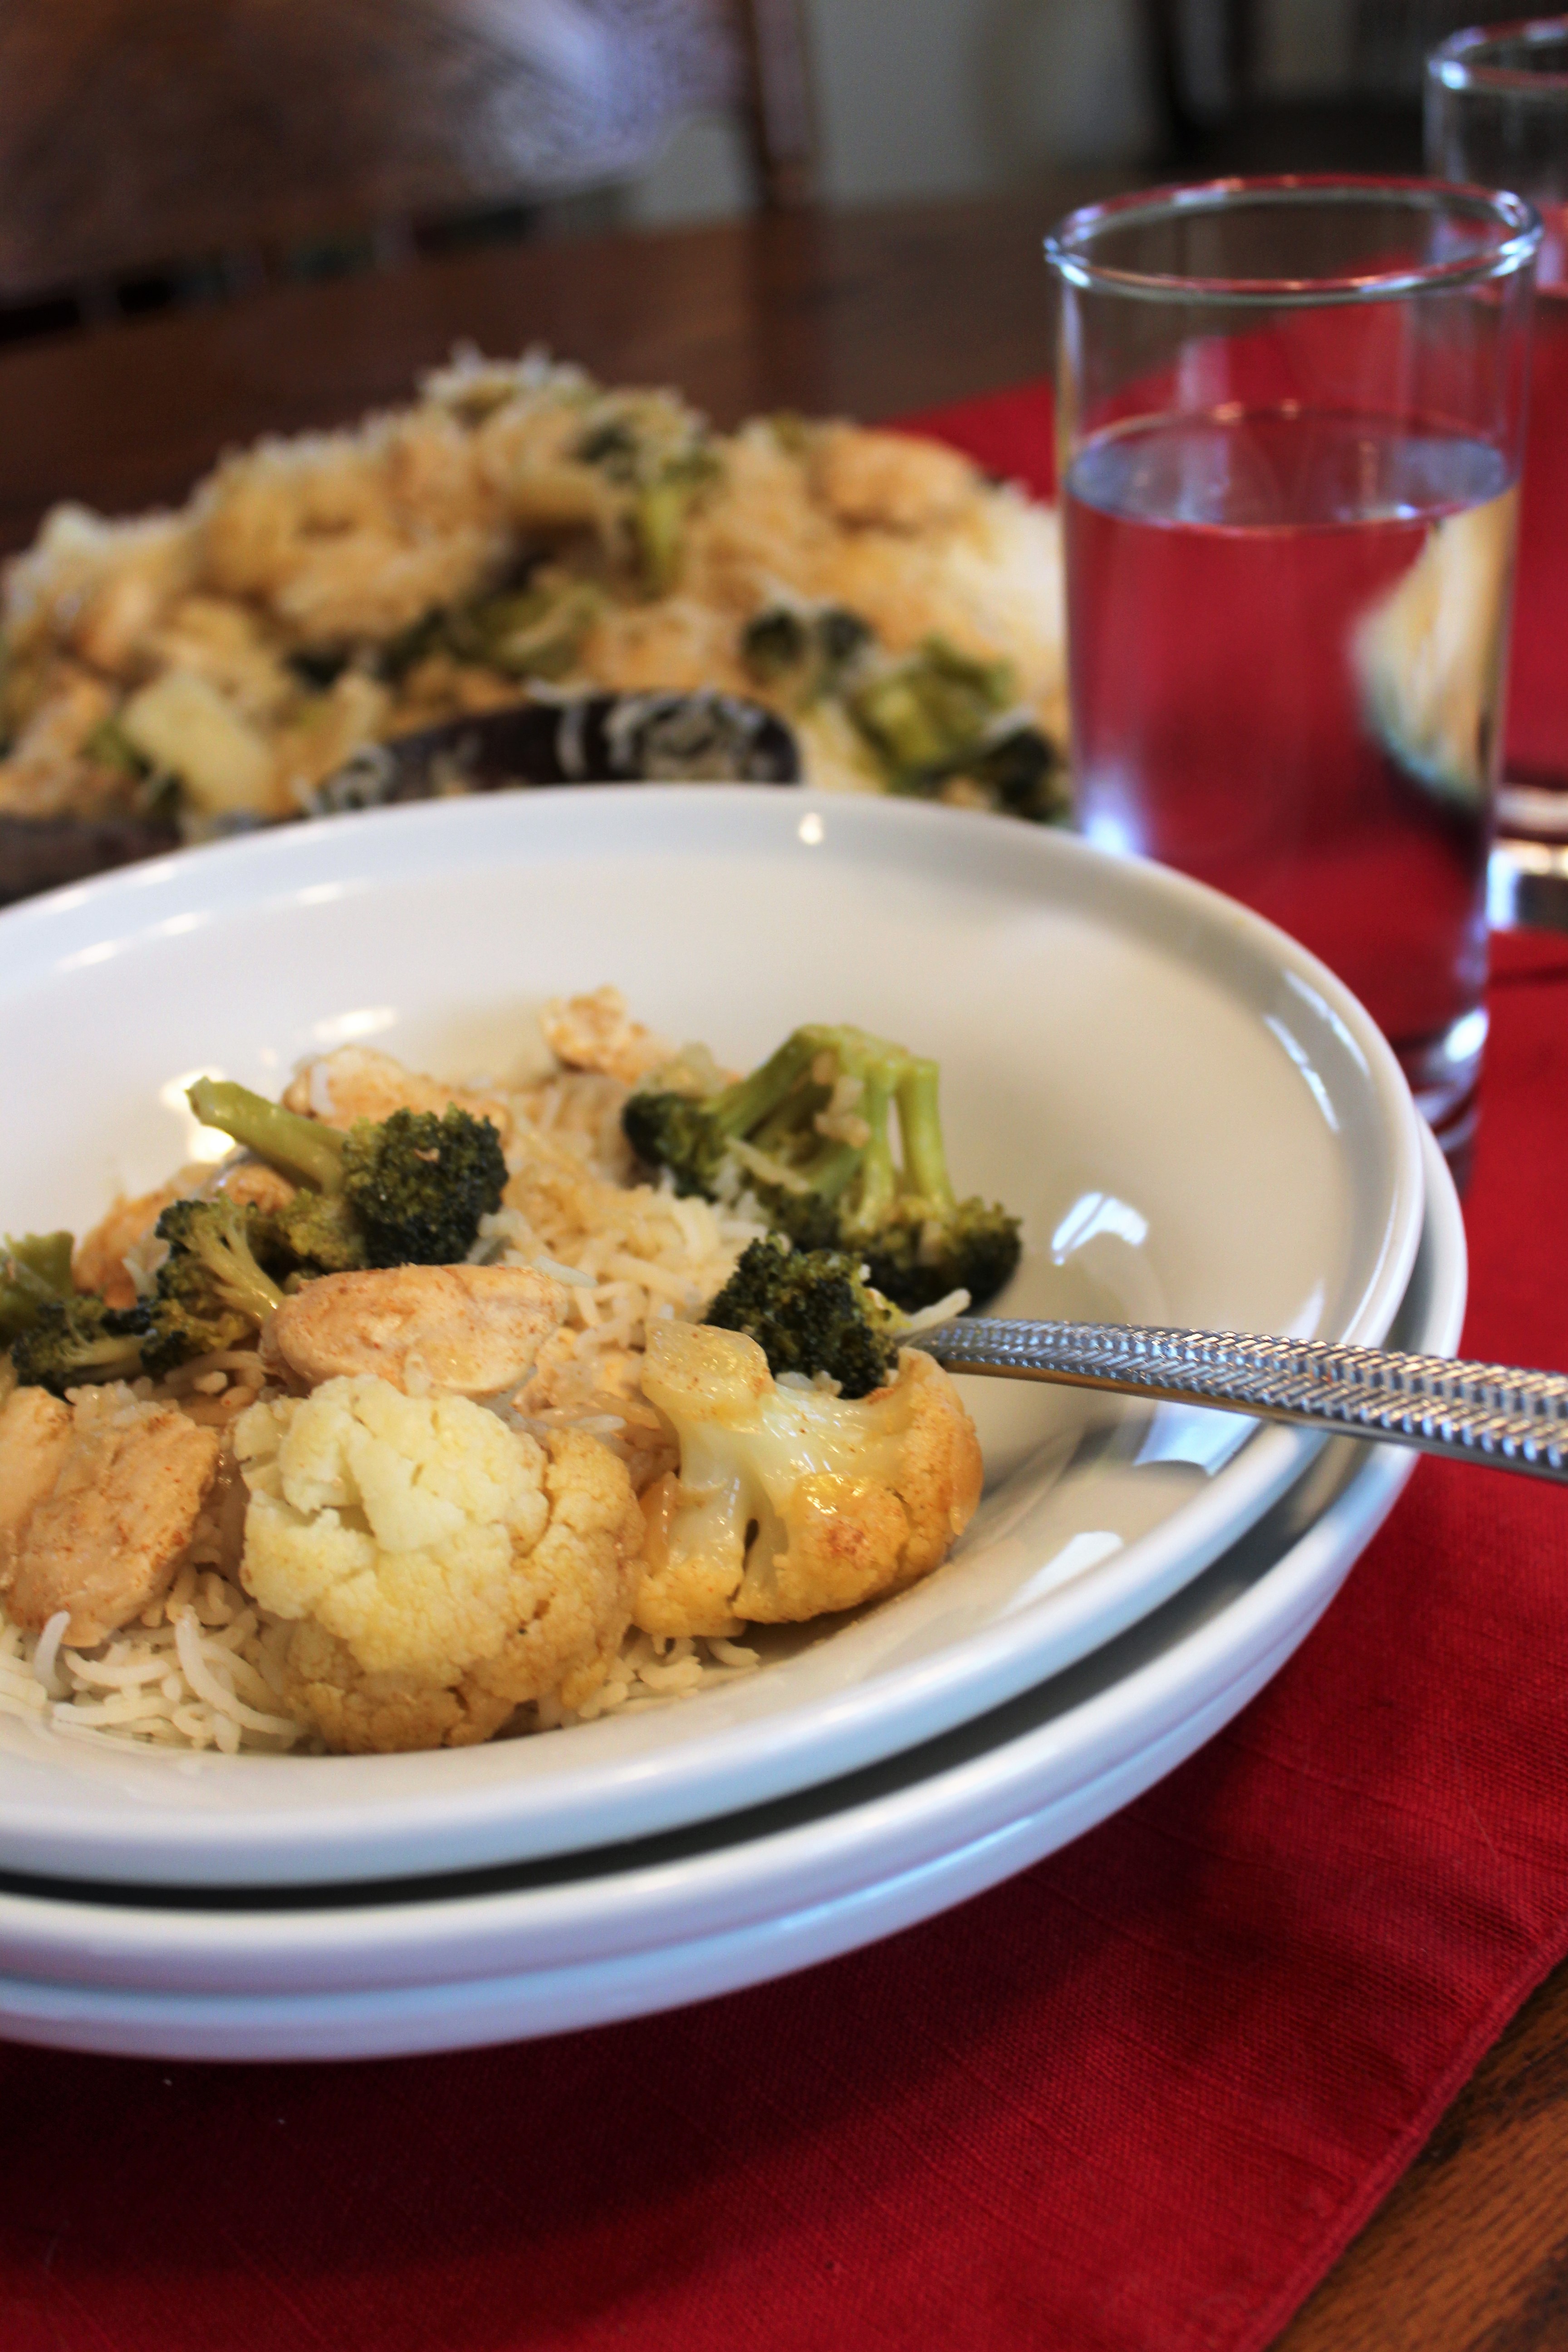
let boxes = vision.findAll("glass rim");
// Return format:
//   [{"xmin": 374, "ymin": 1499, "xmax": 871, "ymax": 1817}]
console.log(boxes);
[
  {"xmin": 1044, "ymin": 174, "xmax": 1542, "ymax": 306},
  {"xmin": 1429, "ymin": 16, "xmax": 1568, "ymax": 98}
]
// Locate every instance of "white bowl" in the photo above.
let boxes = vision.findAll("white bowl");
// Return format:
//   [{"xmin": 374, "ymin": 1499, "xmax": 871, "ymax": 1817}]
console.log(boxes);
[
  {"xmin": 0, "ymin": 788, "xmax": 1425, "ymax": 1886},
  {"xmin": 0, "ymin": 1126, "xmax": 1462, "ymax": 2058}
]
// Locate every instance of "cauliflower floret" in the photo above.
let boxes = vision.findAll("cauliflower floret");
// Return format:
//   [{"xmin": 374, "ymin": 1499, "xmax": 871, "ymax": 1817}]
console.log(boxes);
[
  {"xmin": 634, "ymin": 1321, "xmax": 982, "ymax": 1641},
  {"xmin": 234, "ymin": 1376, "xmax": 642, "ymax": 1752}
]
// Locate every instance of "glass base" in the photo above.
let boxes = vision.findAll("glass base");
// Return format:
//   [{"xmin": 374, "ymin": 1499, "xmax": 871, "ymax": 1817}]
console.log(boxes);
[
  {"xmin": 1399, "ymin": 1009, "xmax": 1485, "ymax": 1190},
  {"xmin": 1488, "ymin": 834, "xmax": 1568, "ymax": 934},
  {"xmin": 1498, "ymin": 779, "xmax": 1568, "ymax": 841}
]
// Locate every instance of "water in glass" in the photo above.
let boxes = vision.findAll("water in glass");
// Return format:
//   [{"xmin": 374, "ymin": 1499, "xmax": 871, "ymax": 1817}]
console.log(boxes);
[{"xmin": 1067, "ymin": 407, "xmax": 1516, "ymax": 1147}]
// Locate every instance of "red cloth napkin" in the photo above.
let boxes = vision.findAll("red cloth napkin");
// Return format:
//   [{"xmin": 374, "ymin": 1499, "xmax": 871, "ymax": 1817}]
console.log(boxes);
[{"xmin": 7, "ymin": 386, "xmax": 1568, "ymax": 2352}]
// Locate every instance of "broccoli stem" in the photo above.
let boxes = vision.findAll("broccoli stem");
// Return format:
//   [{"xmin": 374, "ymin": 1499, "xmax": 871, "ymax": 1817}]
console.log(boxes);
[
  {"xmin": 804, "ymin": 1139, "xmax": 863, "ymax": 1204},
  {"xmin": 187, "ymin": 1078, "xmax": 347, "ymax": 1195},
  {"xmin": 848, "ymin": 1060, "xmax": 902, "ymax": 1230},
  {"xmin": 894, "ymin": 1059, "xmax": 957, "ymax": 1209},
  {"xmin": 6, "ymin": 1232, "xmax": 74, "ymax": 1296},
  {"xmin": 196, "ymin": 1210, "xmax": 285, "ymax": 1323},
  {"xmin": 0, "ymin": 1233, "xmax": 75, "ymax": 1343},
  {"xmin": 709, "ymin": 1031, "xmax": 825, "ymax": 1143},
  {"xmin": 0, "ymin": 1269, "xmax": 53, "ymax": 1339}
]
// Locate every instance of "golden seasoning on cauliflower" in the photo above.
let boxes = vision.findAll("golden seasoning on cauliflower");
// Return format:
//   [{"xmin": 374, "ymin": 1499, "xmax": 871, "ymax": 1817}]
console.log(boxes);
[
  {"xmin": 233, "ymin": 1374, "xmax": 642, "ymax": 1752},
  {"xmin": 634, "ymin": 1321, "xmax": 983, "ymax": 1641}
]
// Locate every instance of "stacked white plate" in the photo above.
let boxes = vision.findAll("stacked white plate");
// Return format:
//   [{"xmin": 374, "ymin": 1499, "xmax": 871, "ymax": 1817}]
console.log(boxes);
[{"xmin": 0, "ymin": 789, "xmax": 1456, "ymax": 2060}]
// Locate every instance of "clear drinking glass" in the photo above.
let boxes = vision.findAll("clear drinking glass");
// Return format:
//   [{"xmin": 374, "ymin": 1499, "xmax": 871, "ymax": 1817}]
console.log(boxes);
[
  {"xmin": 1428, "ymin": 23, "xmax": 1568, "ymax": 865},
  {"xmin": 1047, "ymin": 179, "xmax": 1539, "ymax": 1169}
]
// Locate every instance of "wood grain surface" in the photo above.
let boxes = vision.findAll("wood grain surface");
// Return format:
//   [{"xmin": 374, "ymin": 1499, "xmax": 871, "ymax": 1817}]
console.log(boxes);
[
  {"xmin": 0, "ymin": 184, "xmax": 1555, "ymax": 2348},
  {"xmin": 1280, "ymin": 1953, "xmax": 1568, "ymax": 2350},
  {"xmin": 0, "ymin": 185, "xmax": 1125, "ymax": 550}
]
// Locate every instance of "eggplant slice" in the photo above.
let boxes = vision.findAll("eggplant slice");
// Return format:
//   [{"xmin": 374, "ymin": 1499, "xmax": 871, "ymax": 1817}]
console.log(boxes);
[{"xmin": 311, "ymin": 692, "xmax": 800, "ymax": 813}]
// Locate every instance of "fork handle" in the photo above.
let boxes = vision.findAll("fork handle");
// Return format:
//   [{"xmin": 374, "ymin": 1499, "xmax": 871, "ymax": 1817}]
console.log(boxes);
[{"xmin": 915, "ymin": 1318, "xmax": 1568, "ymax": 1484}]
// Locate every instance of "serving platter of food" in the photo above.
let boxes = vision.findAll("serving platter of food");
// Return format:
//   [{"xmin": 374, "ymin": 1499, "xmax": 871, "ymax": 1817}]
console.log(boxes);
[
  {"xmin": 0, "ymin": 351, "xmax": 1068, "ymax": 903},
  {"xmin": 0, "ymin": 1123, "xmax": 1463, "ymax": 2059},
  {"xmin": 0, "ymin": 787, "xmax": 1422, "ymax": 1886}
]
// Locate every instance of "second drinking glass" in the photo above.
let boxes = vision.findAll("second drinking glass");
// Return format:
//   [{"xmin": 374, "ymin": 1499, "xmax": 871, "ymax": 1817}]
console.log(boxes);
[{"xmin": 1046, "ymin": 178, "xmax": 1539, "ymax": 1166}]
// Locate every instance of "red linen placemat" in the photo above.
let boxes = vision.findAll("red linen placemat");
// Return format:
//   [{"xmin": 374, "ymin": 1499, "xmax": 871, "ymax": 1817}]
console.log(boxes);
[{"xmin": 6, "ymin": 387, "xmax": 1568, "ymax": 2352}]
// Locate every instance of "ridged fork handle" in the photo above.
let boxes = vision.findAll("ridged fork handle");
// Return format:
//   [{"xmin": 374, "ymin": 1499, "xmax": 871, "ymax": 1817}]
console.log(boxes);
[{"xmin": 916, "ymin": 1318, "xmax": 1568, "ymax": 1484}]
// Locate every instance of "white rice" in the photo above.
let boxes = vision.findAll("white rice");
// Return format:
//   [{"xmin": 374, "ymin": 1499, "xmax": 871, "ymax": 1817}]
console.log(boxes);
[{"xmin": 0, "ymin": 1583, "xmax": 760, "ymax": 1755}]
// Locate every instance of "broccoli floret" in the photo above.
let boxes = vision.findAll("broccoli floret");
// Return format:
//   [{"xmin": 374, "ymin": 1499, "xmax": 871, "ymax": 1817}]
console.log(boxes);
[
  {"xmin": 969, "ymin": 725, "xmax": 1071, "ymax": 826},
  {"xmin": 704, "ymin": 1236, "xmax": 903, "ymax": 1397},
  {"xmin": 741, "ymin": 605, "xmax": 873, "ymax": 702},
  {"xmin": 0, "ymin": 1231, "xmax": 75, "ymax": 1343},
  {"xmin": 139, "ymin": 1197, "xmax": 286, "ymax": 1376},
  {"xmin": 859, "ymin": 1197, "xmax": 1024, "ymax": 1317},
  {"xmin": 632, "ymin": 451, "xmax": 720, "ymax": 595},
  {"xmin": 339, "ymin": 1106, "xmax": 507, "ymax": 1269},
  {"xmin": 188, "ymin": 1078, "xmax": 507, "ymax": 1269},
  {"xmin": 444, "ymin": 583, "xmax": 600, "ymax": 681},
  {"xmin": 256, "ymin": 1189, "xmax": 368, "ymax": 1277},
  {"xmin": 848, "ymin": 637, "xmax": 1015, "ymax": 794},
  {"xmin": 623, "ymin": 1024, "xmax": 1021, "ymax": 1313},
  {"xmin": 10, "ymin": 1294, "xmax": 147, "ymax": 1395}
]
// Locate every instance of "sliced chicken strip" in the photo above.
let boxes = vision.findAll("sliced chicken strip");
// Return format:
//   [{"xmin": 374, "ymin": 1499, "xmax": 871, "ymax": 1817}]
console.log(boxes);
[
  {"xmin": 0, "ymin": 1387, "xmax": 74, "ymax": 1578},
  {"xmin": 73, "ymin": 1180, "xmax": 185, "ymax": 1309},
  {"xmin": 2, "ymin": 1393, "xmax": 221, "ymax": 1646},
  {"xmin": 264, "ymin": 1264, "xmax": 569, "ymax": 1396},
  {"xmin": 807, "ymin": 424, "xmax": 975, "ymax": 532},
  {"xmin": 282, "ymin": 1045, "xmax": 513, "ymax": 1144},
  {"xmin": 212, "ymin": 1159, "xmax": 297, "ymax": 1214}
]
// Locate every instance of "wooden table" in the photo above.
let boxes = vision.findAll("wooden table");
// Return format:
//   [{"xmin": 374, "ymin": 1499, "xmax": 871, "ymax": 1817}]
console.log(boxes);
[{"xmin": 0, "ymin": 182, "xmax": 1560, "ymax": 2351}]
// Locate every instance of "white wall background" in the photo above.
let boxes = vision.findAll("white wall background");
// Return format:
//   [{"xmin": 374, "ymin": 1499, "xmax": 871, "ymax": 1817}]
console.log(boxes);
[{"xmin": 626, "ymin": 0, "xmax": 1161, "ymax": 227}]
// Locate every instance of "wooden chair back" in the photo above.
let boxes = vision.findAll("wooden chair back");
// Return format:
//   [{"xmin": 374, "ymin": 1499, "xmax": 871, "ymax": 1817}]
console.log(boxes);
[{"xmin": 0, "ymin": 0, "xmax": 815, "ymax": 305}]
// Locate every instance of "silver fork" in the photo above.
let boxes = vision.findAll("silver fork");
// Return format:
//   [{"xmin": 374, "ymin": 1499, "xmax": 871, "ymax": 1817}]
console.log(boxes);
[{"xmin": 915, "ymin": 1318, "xmax": 1568, "ymax": 1484}]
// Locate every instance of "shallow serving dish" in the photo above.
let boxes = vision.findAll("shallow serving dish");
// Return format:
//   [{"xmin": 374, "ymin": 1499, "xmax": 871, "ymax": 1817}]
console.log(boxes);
[
  {"xmin": 0, "ymin": 787, "xmax": 1424, "ymax": 1887},
  {"xmin": 0, "ymin": 1123, "xmax": 1462, "ymax": 2058}
]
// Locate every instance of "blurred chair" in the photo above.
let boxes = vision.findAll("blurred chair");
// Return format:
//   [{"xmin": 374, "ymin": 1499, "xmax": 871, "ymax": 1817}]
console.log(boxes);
[
  {"xmin": 1145, "ymin": 0, "xmax": 1482, "ymax": 176},
  {"xmin": 0, "ymin": 0, "xmax": 814, "ymax": 320}
]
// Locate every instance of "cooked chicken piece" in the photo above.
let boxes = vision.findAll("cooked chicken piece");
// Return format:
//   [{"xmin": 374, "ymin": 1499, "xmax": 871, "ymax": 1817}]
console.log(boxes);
[
  {"xmin": 0, "ymin": 668, "xmax": 119, "ymax": 819},
  {"xmin": 0, "ymin": 1387, "xmax": 221, "ymax": 1645},
  {"xmin": 211, "ymin": 1159, "xmax": 298, "ymax": 1214},
  {"xmin": 196, "ymin": 411, "xmax": 505, "ymax": 643},
  {"xmin": 281, "ymin": 1045, "xmax": 514, "ymax": 1144},
  {"xmin": 539, "ymin": 987, "xmax": 674, "ymax": 1087},
  {"xmin": 0, "ymin": 1387, "xmax": 75, "ymax": 1568},
  {"xmin": 807, "ymin": 425, "xmax": 976, "ymax": 534},
  {"xmin": 73, "ymin": 1180, "xmax": 186, "ymax": 1309},
  {"xmin": 264, "ymin": 1264, "xmax": 569, "ymax": 1396},
  {"xmin": 6, "ymin": 508, "xmax": 194, "ymax": 682}
]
